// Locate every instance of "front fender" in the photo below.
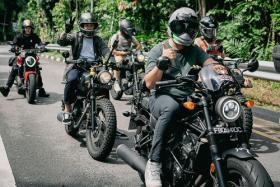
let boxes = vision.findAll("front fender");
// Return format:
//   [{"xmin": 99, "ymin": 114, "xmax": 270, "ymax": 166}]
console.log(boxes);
[
  {"xmin": 24, "ymin": 71, "xmax": 36, "ymax": 81},
  {"xmin": 222, "ymin": 148, "xmax": 256, "ymax": 160}
]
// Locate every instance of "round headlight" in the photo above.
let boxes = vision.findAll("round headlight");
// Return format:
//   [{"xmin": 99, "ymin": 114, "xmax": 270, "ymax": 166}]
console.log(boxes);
[
  {"xmin": 215, "ymin": 96, "xmax": 241, "ymax": 122},
  {"xmin": 98, "ymin": 70, "xmax": 112, "ymax": 84},
  {"xmin": 25, "ymin": 56, "xmax": 36, "ymax": 67},
  {"xmin": 137, "ymin": 54, "xmax": 145, "ymax": 62}
]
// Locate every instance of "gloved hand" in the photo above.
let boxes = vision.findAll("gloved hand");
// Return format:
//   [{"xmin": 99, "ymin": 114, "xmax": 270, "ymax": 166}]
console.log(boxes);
[
  {"xmin": 65, "ymin": 16, "xmax": 76, "ymax": 33},
  {"xmin": 156, "ymin": 56, "xmax": 170, "ymax": 71}
]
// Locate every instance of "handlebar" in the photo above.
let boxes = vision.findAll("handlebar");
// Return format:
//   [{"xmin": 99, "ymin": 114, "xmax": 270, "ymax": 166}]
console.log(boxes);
[
  {"xmin": 65, "ymin": 59, "xmax": 101, "ymax": 65},
  {"xmin": 155, "ymin": 76, "xmax": 198, "ymax": 89}
]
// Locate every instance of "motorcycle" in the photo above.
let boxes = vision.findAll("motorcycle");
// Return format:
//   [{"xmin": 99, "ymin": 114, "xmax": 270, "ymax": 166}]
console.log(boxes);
[
  {"xmin": 117, "ymin": 59, "xmax": 273, "ymax": 186},
  {"xmin": 8, "ymin": 42, "xmax": 47, "ymax": 104},
  {"xmin": 57, "ymin": 50, "xmax": 118, "ymax": 161},
  {"xmin": 110, "ymin": 50, "xmax": 146, "ymax": 100}
]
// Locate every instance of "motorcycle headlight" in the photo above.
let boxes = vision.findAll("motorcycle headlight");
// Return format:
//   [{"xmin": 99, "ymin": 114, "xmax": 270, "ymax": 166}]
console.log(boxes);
[
  {"xmin": 97, "ymin": 70, "xmax": 112, "ymax": 84},
  {"xmin": 215, "ymin": 96, "xmax": 241, "ymax": 122},
  {"xmin": 137, "ymin": 54, "xmax": 145, "ymax": 62},
  {"xmin": 25, "ymin": 56, "xmax": 36, "ymax": 67}
]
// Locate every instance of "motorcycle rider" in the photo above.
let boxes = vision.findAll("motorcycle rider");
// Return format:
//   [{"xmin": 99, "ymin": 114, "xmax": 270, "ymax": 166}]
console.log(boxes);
[
  {"xmin": 143, "ymin": 7, "xmax": 228, "ymax": 187},
  {"xmin": 57, "ymin": 12, "xmax": 111, "ymax": 125},
  {"xmin": 195, "ymin": 16, "xmax": 252, "ymax": 88},
  {"xmin": 0, "ymin": 19, "xmax": 49, "ymax": 97},
  {"xmin": 195, "ymin": 16, "xmax": 225, "ymax": 58},
  {"xmin": 109, "ymin": 19, "xmax": 142, "ymax": 93}
]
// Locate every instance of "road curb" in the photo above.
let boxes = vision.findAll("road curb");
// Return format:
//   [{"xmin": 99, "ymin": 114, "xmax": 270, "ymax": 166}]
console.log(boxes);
[{"xmin": 252, "ymin": 107, "xmax": 280, "ymax": 124}]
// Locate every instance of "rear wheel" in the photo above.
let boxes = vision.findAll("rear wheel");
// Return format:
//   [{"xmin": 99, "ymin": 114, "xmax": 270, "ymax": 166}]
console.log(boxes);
[
  {"xmin": 26, "ymin": 74, "xmax": 36, "ymax": 104},
  {"xmin": 86, "ymin": 98, "xmax": 117, "ymax": 161},
  {"xmin": 225, "ymin": 157, "xmax": 273, "ymax": 187},
  {"xmin": 65, "ymin": 100, "xmax": 84, "ymax": 137}
]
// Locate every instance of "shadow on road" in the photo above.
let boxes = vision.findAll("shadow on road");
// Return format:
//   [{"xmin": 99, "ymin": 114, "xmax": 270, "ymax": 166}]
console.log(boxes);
[
  {"xmin": 250, "ymin": 134, "xmax": 279, "ymax": 154},
  {"xmin": 36, "ymin": 92, "xmax": 63, "ymax": 105}
]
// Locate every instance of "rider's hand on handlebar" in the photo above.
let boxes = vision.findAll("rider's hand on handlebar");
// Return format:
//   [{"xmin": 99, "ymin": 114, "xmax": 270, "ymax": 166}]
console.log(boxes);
[
  {"xmin": 213, "ymin": 64, "xmax": 228, "ymax": 75},
  {"xmin": 243, "ymin": 78, "xmax": 253, "ymax": 88}
]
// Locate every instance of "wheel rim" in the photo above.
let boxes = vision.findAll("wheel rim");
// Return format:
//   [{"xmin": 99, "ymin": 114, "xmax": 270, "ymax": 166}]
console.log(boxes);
[
  {"xmin": 226, "ymin": 170, "xmax": 247, "ymax": 187},
  {"xmin": 91, "ymin": 110, "xmax": 107, "ymax": 148}
]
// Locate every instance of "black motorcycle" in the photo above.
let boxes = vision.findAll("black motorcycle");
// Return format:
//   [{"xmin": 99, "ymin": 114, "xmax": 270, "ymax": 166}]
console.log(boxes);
[
  {"xmin": 57, "ymin": 51, "xmax": 117, "ymax": 161},
  {"xmin": 117, "ymin": 60, "xmax": 273, "ymax": 186},
  {"xmin": 110, "ymin": 50, "xmax": 145, "ymax": 100}
]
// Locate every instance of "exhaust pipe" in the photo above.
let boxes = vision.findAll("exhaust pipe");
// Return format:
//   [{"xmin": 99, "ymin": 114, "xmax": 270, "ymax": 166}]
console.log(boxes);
[{"xmin": 116, "ymin": 144, "xmax": 147, "ymax": 175}]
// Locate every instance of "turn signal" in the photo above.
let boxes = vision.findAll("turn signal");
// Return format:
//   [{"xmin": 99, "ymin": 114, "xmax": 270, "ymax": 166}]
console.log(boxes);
[
  {"xmin": 210, "ymin": 162, "xmax": 215, "ymax": 173},
  {"xmin": 183, "ymin": 101, "xmax": 196, "ymax": 110},
  {"xmin": 245, "ymin": 100, "xmax": 254, "ymax": 108}
]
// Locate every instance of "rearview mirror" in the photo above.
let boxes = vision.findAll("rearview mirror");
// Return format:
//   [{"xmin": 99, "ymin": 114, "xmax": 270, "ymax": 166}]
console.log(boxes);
[
  {"xmin": 62, "ymin": 51, "xmax": 70, "ymax": 59},
  {"xmin": 247, "ymin": 59, "xmax": 259, "ymax": 72}
]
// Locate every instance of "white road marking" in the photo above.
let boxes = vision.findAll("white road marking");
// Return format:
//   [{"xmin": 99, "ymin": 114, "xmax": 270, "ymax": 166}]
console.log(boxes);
[{"xmin": 0, "ymin": 135, "xmax": 16, "ymax": 187}]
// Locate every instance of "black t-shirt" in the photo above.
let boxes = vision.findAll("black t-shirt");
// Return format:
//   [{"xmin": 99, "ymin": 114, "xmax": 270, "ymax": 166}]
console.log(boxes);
[{"xmin": 13, "ymin": 33, "xmax": 41, "ymax": 49}]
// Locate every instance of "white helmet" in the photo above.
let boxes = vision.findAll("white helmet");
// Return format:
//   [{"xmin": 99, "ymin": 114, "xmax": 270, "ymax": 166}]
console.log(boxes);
[{"xmin": 167, "ymin": 7, "xmax": 199, "ymax": 46}]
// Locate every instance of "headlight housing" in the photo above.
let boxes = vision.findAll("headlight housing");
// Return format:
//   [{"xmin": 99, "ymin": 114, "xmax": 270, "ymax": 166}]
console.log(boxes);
[
  {"xmin": 215, "ymin": 96, "xmax": 241, "ymax": 122},
  {"xmin": 97, "ymin": 70, "xmax": 112, "ymax": 84},
  {"xmin": 25, "ymin": 56, "xmax": 36, "ymax": 67},
  {"xmin": 136, "ymin": 54, "xmax": 145, "ymax": 62}
]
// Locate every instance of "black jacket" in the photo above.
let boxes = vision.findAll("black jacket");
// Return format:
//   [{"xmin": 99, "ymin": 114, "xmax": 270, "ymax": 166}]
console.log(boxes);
[
  {"xmin": 57, "ymin": 32, "xmax": 110, "ymax": 60},
  {"xmin": 13, "ymin": 33, "xmax": 41, "ymax": 49}
]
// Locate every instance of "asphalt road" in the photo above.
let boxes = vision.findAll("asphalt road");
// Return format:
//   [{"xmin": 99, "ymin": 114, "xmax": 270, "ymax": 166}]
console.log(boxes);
[{"xmin": 0, "ymin": 45, "xmax": 279, "ymax": 187}]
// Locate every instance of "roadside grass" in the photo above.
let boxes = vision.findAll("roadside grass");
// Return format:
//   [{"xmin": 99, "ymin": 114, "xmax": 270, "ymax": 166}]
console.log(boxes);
[{"xmin": 242, "ymin": 77, "xmax": 280, "ymax": 112}]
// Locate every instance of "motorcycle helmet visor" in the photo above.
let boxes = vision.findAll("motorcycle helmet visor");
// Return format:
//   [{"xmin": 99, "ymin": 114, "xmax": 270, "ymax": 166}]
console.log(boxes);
[
  {"xmin": 169, "ymin": 13, "xmax": 199, "ymax": 39},
  {"xmin": 202, "ymin": 27, "xmax": 217, "ymax": 39}
]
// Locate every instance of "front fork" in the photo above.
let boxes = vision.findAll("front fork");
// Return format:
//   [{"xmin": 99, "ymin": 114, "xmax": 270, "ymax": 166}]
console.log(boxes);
[
  {"xmin": 89, "ymin": 78, "xmax": 96, "ymax": 131},
  {"xmin": 202, "ymin": 97, "xmax": 226, "ymax": 187}
]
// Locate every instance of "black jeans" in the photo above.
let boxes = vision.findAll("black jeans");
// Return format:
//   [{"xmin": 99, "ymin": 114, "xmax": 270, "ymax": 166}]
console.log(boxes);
[
  {"xmin": 64, "ymin": 68, "xmax": 80, "ymax": 105},
  {"xmin": 148, "ymin": 94, "xmax": 182, "ymax": 162},
  {"xmin": 6, "ymin": 64, "xmax": 43, "ymax": 89}
]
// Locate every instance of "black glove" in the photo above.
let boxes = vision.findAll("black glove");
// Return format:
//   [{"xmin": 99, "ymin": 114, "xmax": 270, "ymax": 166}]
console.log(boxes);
[
  {"xmin": 156, "ymin": 56, "xmax": 170, "ymax": 71},
  {"xmin": 65, "ymin": 16, "xmax": 76, "ymax": 33}
]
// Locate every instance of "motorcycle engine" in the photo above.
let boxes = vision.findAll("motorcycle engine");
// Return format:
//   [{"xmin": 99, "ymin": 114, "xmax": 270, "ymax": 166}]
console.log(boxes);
[{"xmin": 171, "ymin": 131, "xmax": 197, "ymax": 185}]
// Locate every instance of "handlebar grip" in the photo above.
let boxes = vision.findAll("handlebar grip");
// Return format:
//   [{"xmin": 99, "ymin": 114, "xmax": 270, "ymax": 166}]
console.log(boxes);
[
  {"xmin": 155, "ymin": 80, "xmax": 178, "ymax": 87},
  {"xmin": 65, "ymin": 59, "xmax": 78, "ymax": 64}
]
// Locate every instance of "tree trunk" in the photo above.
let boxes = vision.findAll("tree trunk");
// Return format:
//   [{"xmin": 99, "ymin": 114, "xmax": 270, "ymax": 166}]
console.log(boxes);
[{"xmin": 198, "ymin": 0, "xmax": 206, "ymax": 17}]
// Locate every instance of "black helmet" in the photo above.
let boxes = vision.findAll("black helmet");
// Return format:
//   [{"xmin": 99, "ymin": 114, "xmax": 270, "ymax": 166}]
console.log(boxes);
[
  {"xmin": 22, "ymin": 19, "xmax": 34, "ymax": 33},
  {"xmin": 199, "ymin": 16, "xmax": 218, "ymax": 41},
  {"xmin": 79, "ymin": 12, "xmax": 98, "ymax": 37},
  {"xmin": 119, "ymin": 19, "xmax": 136, "ymax": 38}
]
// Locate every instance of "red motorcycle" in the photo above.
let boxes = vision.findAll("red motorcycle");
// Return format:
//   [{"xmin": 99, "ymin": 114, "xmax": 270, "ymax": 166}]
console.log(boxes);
[{"xmin": 9, "ymin": 42, "xmax": 47, "ymax": 103}]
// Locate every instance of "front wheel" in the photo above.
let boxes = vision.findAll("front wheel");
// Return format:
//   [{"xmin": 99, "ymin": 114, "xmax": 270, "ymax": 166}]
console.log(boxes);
[
  {"xmin": 235, "ymin": 95, "xmax": 253, "ymax": 142},
  {"xmin": 225, "ymin": 157, "xmax": 273, "ymax": 187},
  {"xmin": 86, "ymin": 98, "xmax": 117, "ymax": 161},
  {"xmin": 26, "ymin": 74, "xmax": 36, "ymax": 104}
]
